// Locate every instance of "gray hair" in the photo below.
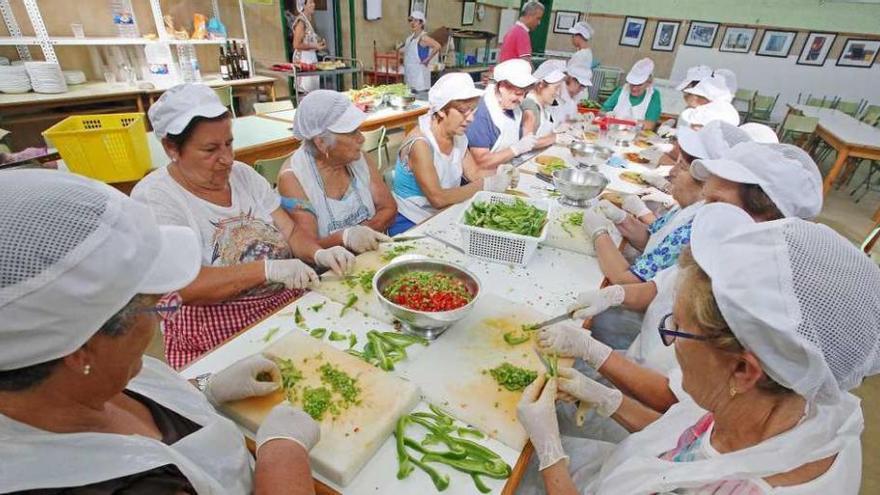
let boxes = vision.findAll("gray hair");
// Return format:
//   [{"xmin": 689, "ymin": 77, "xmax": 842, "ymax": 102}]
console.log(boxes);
[
  {"xmin": 521, "ymin": 1, "xmax": 545, "ymax": 16},
  {"xmin": 305, "ymin": 131, "xmax": 338, "ymax": 155}
]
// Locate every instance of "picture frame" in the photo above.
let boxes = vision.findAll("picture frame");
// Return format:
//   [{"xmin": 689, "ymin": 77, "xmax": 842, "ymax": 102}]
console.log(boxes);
[
  {"xmin": 409, "ymin": 0, "xmax": 427, "ymax": 17},
  {"xmin": 651, "ymin": 20, "xmax": 680, "ymax": 51},
  {"xmin": 461, "ymin": 1, "xmax": 476, "ymax": 26},
  {"xmin": 836, "ymin": 38, "xmax": 880, "ymax": 68},
  {"xmin": 719, "ymin": 26, "xmax": 757, "ymax": 53},
  {"xmin": 684, "ymin": 21, "xmax": 720, "ymax": 48},
  {"xmin": 796, "ymin": 32, "xmax": 837, "ymax": 66},
  {"xmin": 756, "ymin": 30, "xmax": 797, "ymax": 58},
  {"xmin": 619, "ymin": 16, "xmax": 647, "ymax": 47},
  {"xmin": 553, "ymin": 11, "xmax": 579, "ymax": 34}
]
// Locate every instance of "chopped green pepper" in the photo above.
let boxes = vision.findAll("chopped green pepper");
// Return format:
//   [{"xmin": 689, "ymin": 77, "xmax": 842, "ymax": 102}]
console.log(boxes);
[
  {"xmin": 343, "ymin": 270, "xmax": 376, "ymax": 292},
  {"xmin": 294, "ymin": 307, "xmax": 306, "ymax": 328},
  {"xmin": 309, "ymin": 301, "xmax": 326, "ymax": 312},
  {"xmin": 340, "ymin": 293, "xmax": 358, "ymax": 316},
  {"xmin": 489, "ymin": 362, "xmax": 538, "ymax": 391},
  {"xmin": 262, "ymin": 326, "xmax": 281, "ymax": 343},
  {"xmin": 502, "ymin": 331, "xmax": 530, "ymax": 346},
  {"xmin": 301, "ymin": 386, "xmax": 333, "ymax": 420},
  {"xmin": 328, "ymin": 330, "xmax": 348, "ymax": 342},
  {"xmin": 309, "ymin": 327, "xmax": 327, "ymax": 339}
]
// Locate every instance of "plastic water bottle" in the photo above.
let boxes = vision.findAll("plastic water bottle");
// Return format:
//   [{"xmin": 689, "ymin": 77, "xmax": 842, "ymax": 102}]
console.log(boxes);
[
  {"xmin": 177, "ymin": 45, "xmax": 201, "ymax": 83},
  {"xmin": 109, "ymin": 0, "xmax": 140, "ymax": 38}
]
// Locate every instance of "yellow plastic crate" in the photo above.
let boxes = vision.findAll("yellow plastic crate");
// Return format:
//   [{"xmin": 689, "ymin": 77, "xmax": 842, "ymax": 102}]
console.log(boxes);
[{"xmin": 42, "ymin": 113, "xmax": 151, "ymax": 183}]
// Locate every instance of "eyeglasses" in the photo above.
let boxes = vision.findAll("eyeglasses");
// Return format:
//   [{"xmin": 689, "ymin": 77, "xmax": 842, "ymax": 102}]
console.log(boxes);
[{"xmin": 657, "ymin": 313, "xmax": 709, "ymax": 346}]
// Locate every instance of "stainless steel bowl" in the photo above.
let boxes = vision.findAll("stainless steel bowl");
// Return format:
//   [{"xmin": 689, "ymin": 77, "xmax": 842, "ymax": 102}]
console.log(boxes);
[
  {"xmin": 569, "ymin": 142, "xmax": 612, "ymax": 168},
  {"xmin": 608, "ymin": 123, "xmax": 637, "ymax": 144},
  {"xmin": 552, "ymin": 168, "xmax": 609, "ymax": 202},
  {"xmin": 373, "ymin": 258, "xmax": 480, "ymax": 340},
  {"xmin": 388, "ymin": 94, "xmax": 416, "ymax": 109}
]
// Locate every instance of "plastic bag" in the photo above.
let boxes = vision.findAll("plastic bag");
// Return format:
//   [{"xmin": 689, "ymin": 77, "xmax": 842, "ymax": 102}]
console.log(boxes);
[
  {"xmin": 192, "ymin": 14, "xmax": 207, "ymax": 40},
  {"xmin": 207, "ymin": 16, "xmax": 227, "ymax": 40}
]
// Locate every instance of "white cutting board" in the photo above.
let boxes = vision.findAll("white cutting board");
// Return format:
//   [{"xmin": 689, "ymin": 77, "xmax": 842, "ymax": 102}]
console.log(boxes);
[
  {"xmin": 544, "ymin": 204, "xmax": 623, "ymax": 256},
  {"xmin": 220, "ymin": 332, "xmax": 420, "ymax": 487},
  {"xmin": 400, "ymin": 293, "xmax": 571, "ymax": 451}
]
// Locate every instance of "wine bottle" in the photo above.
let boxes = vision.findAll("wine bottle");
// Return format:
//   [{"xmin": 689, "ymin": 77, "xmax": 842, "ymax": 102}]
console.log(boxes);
[
  {"xmin": 238, "ymin": 45, "xmax": 250, "ymax": 79},
  {"xmin": 227, "ymin": 41, "xmax": 240, "ymax": 79},
  {"xmin": 219, "ymin": 47, "xmax": 230, "ymax": 81}
]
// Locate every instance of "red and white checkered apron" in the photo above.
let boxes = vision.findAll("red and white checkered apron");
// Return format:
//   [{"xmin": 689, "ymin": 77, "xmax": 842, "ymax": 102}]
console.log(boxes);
[{"xmin": 160, "ymin": 288, "xmax": 302, "ymax": 370}]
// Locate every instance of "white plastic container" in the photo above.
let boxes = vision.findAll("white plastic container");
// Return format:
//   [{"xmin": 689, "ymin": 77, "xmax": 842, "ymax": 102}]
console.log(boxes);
[{"xmin": 457, "ymin": 191, "xmax": 552, "ymax": 266}]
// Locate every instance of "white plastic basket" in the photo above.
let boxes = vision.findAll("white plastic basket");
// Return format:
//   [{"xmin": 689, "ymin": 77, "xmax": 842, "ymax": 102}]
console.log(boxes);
[{"xmin": 458, "ymin": 191, "xmax": 553, "ymax": 266}]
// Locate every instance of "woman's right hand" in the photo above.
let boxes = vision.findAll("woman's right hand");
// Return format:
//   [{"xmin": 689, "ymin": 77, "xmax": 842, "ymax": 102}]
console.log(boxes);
[
  {"xmin": 342, "ymin": 226, "xmax": 392, "ymax": 253},
  {"xmin": 537, "ymin": 323, "xmax": 613, "ymax": 369},
  {"xmin": 265, "ymin": 259, "xmax": 319, "ymax": 289},
  {"xmin": 256, "ymin": 404, "xmax": 321, "ymax": 454},
  {"xmin": 314, "ymin": 246, "xmax": 355, "ymax": 275}
]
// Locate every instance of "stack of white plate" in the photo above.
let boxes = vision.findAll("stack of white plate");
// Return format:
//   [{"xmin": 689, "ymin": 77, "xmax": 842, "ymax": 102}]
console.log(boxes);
[
  {"xmin": 24, "ymin": 62, "xmax": 68, "ymax": 94},
  {"xmin": 0, "ymin": 56, "xmax": 10, "ymax": 66},
  {"xmin": 0, "ymin": 65, "xmax": 31, "ymax": 94},
  {"xmin": 63, "ymin": 70, "xmax": 86, "ymax": 85}
]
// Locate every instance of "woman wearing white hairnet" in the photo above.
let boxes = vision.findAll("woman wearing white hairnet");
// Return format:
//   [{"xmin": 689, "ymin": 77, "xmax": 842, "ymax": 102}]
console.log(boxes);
[
  {"xmin": 550, "ymin": 60, "xmax": 593, "ymax": 125},
  {"xmin": 278, "ymin": 90, "xmax": 397, "ymax": 253},
  {"xmin": 400, "ymin": 11, "xmax": 441, "ymax": 93},
  {"xmin": 678, "ymin": 75, "xmax": 740, "ymax": 129},
  {"xmin": 0, "ymin": 170, "xmax": 320, "ymax": 494},
  {"xmin": 567, "ymin": 21, "xmax": 595, "ymax": 70},
  {"xmin": 390, "ymin": 73, "xmax": 518, "ymax": 234},
  {"xmin": 517, "ymin": 202, "xmax": 879, "ymax": 494},
  {"xmin": 601, "ymin": 58, "xmax": 662, "ymax": 130},
  {"xmin": 522, "ymin": 60, "xmax": 569, "ymax": 149},
  {"xmin": 132, "ymin": 84, "xmax": 351, "ymax": 370},
  {"xmin": 291, "ymin": 0, "xmax": 324, "ymax": 93}
]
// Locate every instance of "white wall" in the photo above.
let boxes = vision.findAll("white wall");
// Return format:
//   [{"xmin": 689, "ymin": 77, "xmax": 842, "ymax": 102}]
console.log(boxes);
[{"xmin": 670, "ymin": 45, "xmax": 880, "ymax": 121}]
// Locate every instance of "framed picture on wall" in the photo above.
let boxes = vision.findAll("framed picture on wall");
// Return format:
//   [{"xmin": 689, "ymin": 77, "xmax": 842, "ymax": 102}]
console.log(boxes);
[
  {"xmin": 619, "ymin": 16, "xmax": 647, "ymax": 47},
  {"xmin": 684, "ymin": 21, "xmax": 720, "ymax": 48},
  {"xmin": 652, "ymin": 21, "xmax": 680, "ymax": 51},
  {"xmin": 797, "ymin": 32, "xmax": 837, "ymax": 66},
  {"xmin": 409, "ymin": 0, "xmax": 427, "ymax": 16},
  {"xmin": 756, "ymin": 30, "xmax": 797, "ymax": 57},
  {"xmin": 553, "ymin": 11, "xmax": 579, "ymax": 34},
  {"xmin": 836, "ymin": 38, "xmax": 880, "ymax": 68},
  {"xmin": 719, "ymin": 27, "xmax": 757, "ymax": 53},
  {"xmin": 461, "ymin": 1, "xmax": 476, "ymax": 26}
]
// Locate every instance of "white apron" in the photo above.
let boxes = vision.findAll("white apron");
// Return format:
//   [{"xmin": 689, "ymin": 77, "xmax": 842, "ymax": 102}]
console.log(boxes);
[
  {"xmin": 483, "ymin": 84, "xmax": 523, "ymax": 153},
  {"xmin": 526, "ymin": 93, "xmax": 555, "ymax": 137},
  {"xmin": 293, "ymin": 15, "xmax": 319, "ymax": 93},
  {"xmin": 625, "ymin": 265, "xmax": 680, "ymax": 373},
  {"xmin": 611, "ymin": 84, "xmax": 657, "ymax": 122},
  {"xmin": 284, "ymin": 149, "xmax": 377, "ymax": 237},
  {"xmin": 585, "ymin": 393, "xmax": 864, "ymax": 494},
  {"xmin": 569, "ymin": 48, "xmax": 593, "ymax": 70},
  {"xmin": 0, "ymin": 357, "xmax": 253, "ymax": 493},
  {"xmin": 643, "ymin": 200, "xmax": 703, "ymax": 254},
  {"xmin": 393, "ymin": 114, "xmax": 467, "ymax": 223},
  {"xmin": 403, "ymin": 32, "xmax": 431, "ymax": 92},
  {"xmin": 552, "ymin": 86, "xmax": 581, "ymax": 125}
]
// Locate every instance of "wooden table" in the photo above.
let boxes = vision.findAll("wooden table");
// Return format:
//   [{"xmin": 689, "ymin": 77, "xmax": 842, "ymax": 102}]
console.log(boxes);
[
  {"xmin": 142, "ymin": 75, "xmax": 277, "ymax": 106},
  {"xmin": 257, "ymin": 101, "xmax": 430, "ymax": 133},
  {"xmin": 786, "ymin": 104, "xmax": 880, "ymax": 196}
]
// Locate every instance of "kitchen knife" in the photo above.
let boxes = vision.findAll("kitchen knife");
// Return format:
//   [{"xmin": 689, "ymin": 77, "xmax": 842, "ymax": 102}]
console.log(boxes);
[
  {"xmin": 424, "ymin": 232, "xmax": 466, "ymax": 255},
  {"xmin": 381, "ymin": 235, "xmax": 426, "ymax": 243},
  {"xmin": 530, "ymin": 311, "xmax": 574, "ymax": 330}
]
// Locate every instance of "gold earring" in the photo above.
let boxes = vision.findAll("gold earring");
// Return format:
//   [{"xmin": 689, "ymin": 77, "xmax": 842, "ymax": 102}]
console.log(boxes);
[
  {"xmin": 83, "ymin": 364, "xmax": 91, "ymax": 376},
  {"xmin": 729, "ymin": 386, "xmax": 737, "ymax": 398}
]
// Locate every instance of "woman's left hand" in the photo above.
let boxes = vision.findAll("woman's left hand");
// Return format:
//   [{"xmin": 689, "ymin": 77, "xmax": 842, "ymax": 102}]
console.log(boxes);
[
  {"xmin": 342, "ymin": 225, "xmax": 392, "ymax": 253},
  {"xmin": 205, "ymin": 354, "xmax": 280, "ymax": 404},
  {"xmin": 517, "ymin": 375, "xmax": 568, "ymax": 471},
  {"xmin": 314, "ymin": 246, "xmax": 355, "ymax": 275}
]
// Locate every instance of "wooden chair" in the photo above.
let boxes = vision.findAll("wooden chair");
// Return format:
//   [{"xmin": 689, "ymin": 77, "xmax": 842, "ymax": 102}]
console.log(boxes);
[
  {"xmin": 253, "ymin": 100, "xmax": 294, "ymax": 114},
  {"xmin": 859, "ymin": 104, "xmax": 880, "ymax": 126},
  {"xmin": 254, "ymin": 153, "xmax": 292, "ymax": 188},
  {"xmin": 778, "ymin": 114, "xmax": 818, "ymax": 148},
  {"xmin": 214, "ymin": 86, "xmax": 236, "ymax": 118},
  {"xmin": 372, "ymin": 41, "xmax": 402, "ymax": 85},
  {"xmin": 748, "ymin": 93, "xmax": 779, "ymax": 126},
  {"xmin": 733, "ymin": 89, "xmax": 757, "ymax": 122}
]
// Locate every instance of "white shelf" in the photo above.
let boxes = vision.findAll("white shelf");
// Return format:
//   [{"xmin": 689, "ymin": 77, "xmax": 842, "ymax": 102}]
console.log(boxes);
[
  {"xmin": 0, "ymin": 36, "xmax": 39, "ymax": 46},
  {"xmin": 167, "ymin": 38, "xmax": 245, "ymax": 45},
  {"xmin": 0, "ymin": 36, "xmax": 247, "ymax": 47},
  {"xmin": 49, "ymin": 36, "xmax": 152, "ymax": 46}
]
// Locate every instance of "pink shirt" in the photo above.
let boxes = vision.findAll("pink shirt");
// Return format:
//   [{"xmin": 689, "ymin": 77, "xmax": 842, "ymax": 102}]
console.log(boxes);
[{"xmin": 499, "ymin": 21, "xmax": 531, "ymax": 61}]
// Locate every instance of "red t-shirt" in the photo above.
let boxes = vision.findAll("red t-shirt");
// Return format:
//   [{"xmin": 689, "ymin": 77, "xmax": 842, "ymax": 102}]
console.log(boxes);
[{"xmin": 499, "ymin": 22, "xmax": 531, "ymax": 61}]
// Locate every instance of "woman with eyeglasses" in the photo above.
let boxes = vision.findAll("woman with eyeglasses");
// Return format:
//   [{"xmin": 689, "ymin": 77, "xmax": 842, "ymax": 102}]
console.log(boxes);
[
  {"xmin": 389, "ymin": 73, "xmax": 519, "ymax": 234},
  {"xmin": 516, "ymin": 202, "xmax": 879, "ymax": 494},
  {"xmin": 400, "ymin": 11, "xmax": 441, "ymax": 93},
  {"xmin": 1, "ymin": 170, "xmax": 320, "ymax": 494}
]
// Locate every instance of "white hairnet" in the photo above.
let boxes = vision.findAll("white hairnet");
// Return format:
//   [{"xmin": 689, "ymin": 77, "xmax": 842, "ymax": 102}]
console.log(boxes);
[
  {"xmin": 678, "ymin": 120, "xmax": 751, "ymax": 160},
  {"xmin": 291, "ymin": 90, "xmax": 366, "ymax": 140},
  {"xmin": 0, "ymin": 170, "xmax": 200, "ymax": 370},
  {"xmin": 296, "ymin": 0, "xmax": 306, "ymax": 13},
  {"xmin": 713, "ymin": 68, "xmax": 738, "ymax": 98},
  {"xmin": 690, "ymin": 203, "xmax": 880, "ymax": 404},
  {"xmin": 739, "ymin": 123, "xmax": 779, "ymax": 144}
]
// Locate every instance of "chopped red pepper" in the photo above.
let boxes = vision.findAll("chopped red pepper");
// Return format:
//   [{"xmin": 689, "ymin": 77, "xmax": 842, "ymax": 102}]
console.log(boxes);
[{"xmin": 382, "ymin": 271, "xmax": 473, "ymax": 312}]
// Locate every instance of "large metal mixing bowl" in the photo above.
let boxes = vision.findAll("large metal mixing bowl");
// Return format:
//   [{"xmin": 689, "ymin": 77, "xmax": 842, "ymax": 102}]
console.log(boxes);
[
  {"xmin": 373, "ymin": 258, "xmax": 481, "ymax": 340},
  {"xmin": 388, "ymin": 94, "xmax": 416, "ymax": 109},
  {"xmin": 552, "ymin": 168, "xmax": 609, "ymax": 202},
  {"xmin": 569, "ymin": 142, "xmax": 612, "ymax": 168},
  {"xmin": 608, "ymin": 123, "xmax": 638, "ymax": 144}
]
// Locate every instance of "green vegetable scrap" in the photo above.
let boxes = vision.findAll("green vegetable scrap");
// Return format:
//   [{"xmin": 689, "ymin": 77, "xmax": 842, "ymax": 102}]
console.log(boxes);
[
  {"xmin": 502, "ymin": 331, "xmax": 530, "ymax": 346},
  {"xmin": 580, "ymin": 98, "xmax": 601, "ymax": 109},
  {"xmin": 394, "ymin": 405, "xmax": 511, "ymax": 493},
  {"xmin": 328, "ymin": 330, "xmax": 348, "ymax": 342},
  {"xmin": 463, "ymin": 198, "xmax": 548, "ymax": 237},
  {"xmin": 294, "ymin": 307, "xmax": 306, "ymax": 328},
  {"xmin": 545, "ymin": 353, "xmax": 559, "ymax": 378},
  {"xmin": 343, "ymin": 270, "xmax": 376, "ymax": 292},
  {"xmin": 340, "ymin": 293, "xmax": 358, "ymax": 316},
  {"xmin": 309, "ymin": 301, "xmax": 326, "ymax": 312},
  {"xmin": 319, "ymin": 363, "xmax": 361, "ymax": 405},
  {"xmin": 559, "ymin": 212, "xmax": 584, "ymax": 238},
  {"xmin": 302, "ymin": 386, "xmax": 335, "ymax": 420},
  {"xmin": 381, "ymin": 243, "xmax": 416, "ymax": 261},
  {"xmin": 521, "ymin": 323, "xmax": 540, "ymax": 333},
  {"xmin": 275, "ymin": 358, "xmax": 304, "ymax": 401},
  {"xmin": 309, "ymin": 327, "xmax": 327, "ymax": 339},
  {"xmin": 262, "ymin": 326, "xmax": 281, "ymax": 343},
  {"xmin": 348, "ymin": 333, "xmax": 358, "ymax": 349},
  {"xmin": 489, "ymin": 362, "xmax": 538, "ymax": 391},
  {"xmin": 352, "ymin": 330, "xmax": 428, "ymax": 371}
]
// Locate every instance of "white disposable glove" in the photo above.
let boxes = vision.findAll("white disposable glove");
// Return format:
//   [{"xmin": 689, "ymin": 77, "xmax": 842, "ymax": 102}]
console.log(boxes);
[
  {"xmin": 483, "ymin": 163, "xmax": 515, "ymax": 192},
  {"xmin": 256, "ymin": 403, "xmax": 321, "ymax": 454},
  {"xmin": 597, "ymin": 199, "xmax": 627, "ymax": 224},
  {"xmin": 554, "ymin": 122, "xmax": 572, "ymax": 133},
  {"xmin": 641, "ymin": 190, "xmax": 676, "ymax": 208},
  {"xmin": 510, "ymin": 133, "xmax": 538, "ymax": 156},
  {"xmin": 265, "ymin": 259, "xmax": 319, "ymax": 289},
  {"xmin": 621, "ymin": 195, "xmax": 651, "ymax": 217},
  {"xmin": 516, "ymin": 375, "xmax": 568, "ymax": 471},
  {"xmin": 537, "ymin": 323, "xmax": 613, "ymax": 370},
  {"xmin": 557, "ymin": 367, "xmax": 623, "ymax": 418},
  {"xmin": 342, "ymin": 225, "xmax": 392, "ymax": 254},
  {"xmin": 567, "ymin": 285, "xmax": 626, "ymax": 320},
  {"xmin": 314, "ymin": 246, "xmax": 355, "ymax": 275},
  {"xmin": 554, "ymin": 133, "xmax": 575, "ymax": 146},
  {"xmin": 581, "ymin": 207, "xmax": 610, "ymax": 240},
  {"xmin": 205, "ymin": 354, "xmax": 280, "ymax": 405},
  {"xmin": 642, "ymin": 172, "xmax": 670, "ymax": 191}
]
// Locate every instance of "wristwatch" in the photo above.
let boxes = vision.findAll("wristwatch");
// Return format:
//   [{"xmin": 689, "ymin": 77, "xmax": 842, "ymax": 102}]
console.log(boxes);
[
  {"xmin": 194, "ymin": 372, "xmax": 212, "ymax": 393},
  {"xmin": 591, "ymin": 227, "xmax": 610, "ymax": 244}
]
